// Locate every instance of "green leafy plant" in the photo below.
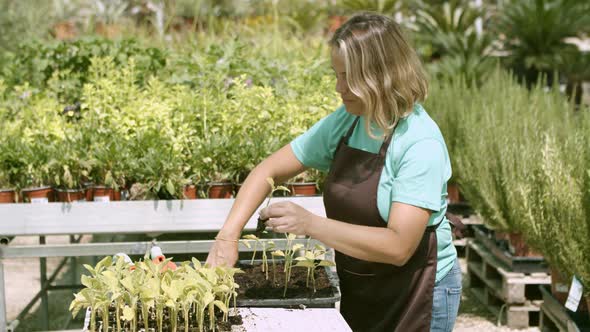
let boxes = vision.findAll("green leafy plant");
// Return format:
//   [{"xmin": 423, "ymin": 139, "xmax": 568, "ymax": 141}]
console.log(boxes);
[
  {"xmin": 70, "ymin": 253, "xmax": 242, "ymax": 332},
  {"xmin": 493, "ymin": 0, "xmax": 590, "ymax": 86},
  {"xmin": 338, "ymin": 0, "xmax": 403, "ymax": 15}
]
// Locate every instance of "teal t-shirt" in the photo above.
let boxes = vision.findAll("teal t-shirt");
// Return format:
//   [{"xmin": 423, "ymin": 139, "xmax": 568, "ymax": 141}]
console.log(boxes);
[{"xmin": 291, "ymin": 103, "xmax": 457, "ymax": 282}]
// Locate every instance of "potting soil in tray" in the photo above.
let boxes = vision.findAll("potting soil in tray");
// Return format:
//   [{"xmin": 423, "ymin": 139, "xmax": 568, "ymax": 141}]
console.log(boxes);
[{"xmin": 234, "ymin": 262, "xmax": 334, "ymax": 300}]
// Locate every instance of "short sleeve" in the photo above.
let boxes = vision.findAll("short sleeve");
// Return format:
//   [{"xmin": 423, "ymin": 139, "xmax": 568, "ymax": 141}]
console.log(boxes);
[
  {"xmin": 391, "ymin": 139, "xmax": 446, "ymax": 211},
  {"xmin": 290, "ymin": 106, "xmax": 353, "ymax": 172}
]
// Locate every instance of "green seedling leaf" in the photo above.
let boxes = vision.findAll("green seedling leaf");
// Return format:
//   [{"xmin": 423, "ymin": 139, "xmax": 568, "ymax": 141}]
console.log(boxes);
[
  {"xmin": 80, "ymin": 275, "xmax": 94, "ymax": 288},
  {"xmin": 213, "ymin": 300, "xmax": 228, "ymax": 313},
  {"xmin": 166, "ymin": 179, "xmax": 175, "ymax": 195},
  {"xmin": 120, "ymin": 276, "xmax": 135, "ymax": 293},
  {"xmin": 271, "ymin": 250, "xmax": 285, "ymax": 257},
  {"xmin": 242, "ymin": 234, "xmax": 259, "ymax": 240},
  {"xmin": 191, "ymin": 257, "xmax": 202, "ymax": 270},
  {"xmin": 295, "ymin": 261, "xmax": 315, "ymax": 268},
  {"xmin": 122, "ymin": 306, "xmax": 134, "ymax": 321},
  {"xmin": 275, "ymin": 185, "xmax": 291, "ymax": 193},
  {"xmin": 165, "ymin": 299, "xmax": 176, "ymax": 308},
  {"xmin": 292, "ymin": 243, "xmax": 304, "ymax": 251},
  {"xmin": 83, "ymin": 264, "xmax": 95, "ymax": 275},
  {"xmin": 265, "ymin": 177, "xmax": 275, "ymax": 188},
  {"xmin": 318, "ymin": 261, "xmax": 336, "ymax": 267},
  {"xmin": 202, "ymin": 292, "xmax": 214, "ymax": 307}
]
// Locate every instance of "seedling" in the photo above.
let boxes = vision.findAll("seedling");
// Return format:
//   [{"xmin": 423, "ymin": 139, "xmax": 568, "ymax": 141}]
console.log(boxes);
[
  {"xmin": 294, "ymin": 244, "xmax": 336, "ymax": 292},
  {"xmin": 70, "ymin": 253, "xmax": 242, "ymax": 332},
  {"xmin": 240, "ymin": 234, "xmax": 261, "ymax": 266},
  {"xmin": 241, "ymin": 235, "xmax": 277, "ymax": 281},
  {"xmin": 255, "ymin": 177, "xmax": 290, "ymax": 235},
  {"xmin": 270, "ymin": 233, "xmax": 304, "ymax": 297}
]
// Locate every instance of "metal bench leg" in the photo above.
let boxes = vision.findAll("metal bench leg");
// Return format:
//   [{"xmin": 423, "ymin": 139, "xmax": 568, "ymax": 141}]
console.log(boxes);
[
  {"xmin": 70, "ymin": 235, "xmax": 77, "ymax": 287},
  {"xmin": 39, "ymin": 236, "xmax": 49, "ymax": 331},
  {"xmin": 0, "ymin": 258, "xmax": 7, "ymax": 332}
]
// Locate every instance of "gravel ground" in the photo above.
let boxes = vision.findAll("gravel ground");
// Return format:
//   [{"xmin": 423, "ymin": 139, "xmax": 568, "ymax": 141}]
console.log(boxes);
[{"xmin": 4, "ymin": 237, "xmax": 540, "ymax": 331}]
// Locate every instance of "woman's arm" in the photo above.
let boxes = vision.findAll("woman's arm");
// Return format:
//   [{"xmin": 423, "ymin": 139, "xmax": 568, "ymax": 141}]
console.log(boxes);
[
  {"xmin": 206, "ymin": 144, "xmax": 306, "ymax": 266},
  {"xmin": 262, "ymin": 201, "xmax": 431, "ymax": 266}
]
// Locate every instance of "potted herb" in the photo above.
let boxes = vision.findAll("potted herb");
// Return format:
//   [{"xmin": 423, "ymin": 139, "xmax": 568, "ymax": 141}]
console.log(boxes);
[
  {"xmin": 87, "ymin": 139, "xmax": 127, "ymax": 202},
  {"xmin": 196, "ymin": 135, "xmax": 235, "ymax": 199},
  {"xmin": 19, "ymin": 143, "xmax": 55, "ymax": 203},
  {"xmin": 50, "ymin": 130, "xmax": 90, "ymax": 203},
  {"xmin": 0, "ymin": 141, "xmax": 18, "ymax": 203}
]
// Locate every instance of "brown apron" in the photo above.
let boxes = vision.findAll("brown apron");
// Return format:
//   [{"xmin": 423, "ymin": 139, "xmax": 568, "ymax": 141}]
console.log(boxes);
[{"xmin": 323, "ymin": 116, "xmax": 439, "ymax": 332}]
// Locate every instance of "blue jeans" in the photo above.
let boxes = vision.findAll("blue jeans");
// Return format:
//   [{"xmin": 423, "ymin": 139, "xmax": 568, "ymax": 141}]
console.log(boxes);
[{"xmin": 430, "ymin": 258, "xmax": 462, "ymax": 332}]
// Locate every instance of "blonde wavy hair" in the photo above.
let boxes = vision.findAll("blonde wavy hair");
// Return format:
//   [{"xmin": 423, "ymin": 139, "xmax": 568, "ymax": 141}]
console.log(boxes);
[{"xmin": 330, "ymin": 13, "xmax": 428, "ymax": 138}]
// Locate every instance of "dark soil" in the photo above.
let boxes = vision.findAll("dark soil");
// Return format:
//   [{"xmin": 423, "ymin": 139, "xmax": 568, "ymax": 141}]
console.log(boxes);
[{"xmin": 234, "ymin": 262, "xmax": 334, "ymax": 299}]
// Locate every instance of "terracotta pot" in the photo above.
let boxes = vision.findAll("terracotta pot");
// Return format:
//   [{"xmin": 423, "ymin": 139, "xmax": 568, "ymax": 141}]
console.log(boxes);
[
  {"xmin": 95, "ymin": 22, "xmax": 120, "ymax": 38},
  {"xmin": 234, "ymin": 183, "xmax": 243, "ymax": 196},
  {"xmin": 113, "ymin": 189, "xmax": 122, "ymax": 201},
  {"xmin": 0, "ymin": 189, "xmax": 16, "ymax": 203},
  {"xmin": 328, "ymin": 15, "xmax": 347, "ymax": 33},
  {"xmin": 287, "ymin": 182, "xmax": 318, "ymax": 196},
  {"xmin": 447, "ymin": 183, "xmax": 461, "ymax": 204},
  {"xmin": 21, "ymin": 186, "xmax": 55, "ymax": 203},
  {"xmin": 90, "ymin": 186, "xmax": 117, "ymax": 202},
  {"xmin": 550, "ymin": 266, "xmax": 570, "ymax": 305},
  {"xmin": 52, "ymin": 21, "xmax": 77, "ymax": 40},
  {"xmin": 82, "ymin": 182, "xmax": 94, "ymax": 201},
  {"xmin": 183, "ymin": 184, "xmax": 198, "ymax": 199},
  {"xmin": 508, "ymin": 233, "xmax": 542, "ymax": 257},
  {"xmin": 208, "ymin": 182, "xmax": 233, "ymax": 199},
  {"xmin": 55, "ymin": 189, "xmax": 86, "ymax": 203}
]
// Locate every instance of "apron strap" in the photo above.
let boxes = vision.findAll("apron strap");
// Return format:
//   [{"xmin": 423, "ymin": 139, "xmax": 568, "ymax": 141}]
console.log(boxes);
[
  {"xmin": 379, "ymin": 133, "xmax": 393, "ymax": 157},
  {"xmin": 343, "ymin": 116, "xmax": 361, "ymax": 144},
  {"xmin": 378, "ymin": 120, "xmax": 398, "ymax": 157},
  {"xmin": 344, "ymin": 116, "xmax": 396, "ymax": 158}
]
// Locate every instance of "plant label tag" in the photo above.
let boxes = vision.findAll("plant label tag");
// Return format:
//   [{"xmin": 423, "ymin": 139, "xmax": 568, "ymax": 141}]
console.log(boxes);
[
  {"xmin": 82, "ymin": 307, "xmax": 91, "ymax": 331},
  {"xmin": 94, "ymin": 196, "xmax": 110, "ymax": 202},
  {"xmin": 30, "ymin": 197, "xmax": 49, "ymax": 204},
  {"xmin": 565, "ymin": 276, "xmax": 584, "ymax": 311}
]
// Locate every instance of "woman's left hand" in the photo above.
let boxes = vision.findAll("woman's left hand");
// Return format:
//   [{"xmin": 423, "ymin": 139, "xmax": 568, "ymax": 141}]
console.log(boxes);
[{"xmin": 259, "ymin": 201, "xmax": 318, "ymax": 236}]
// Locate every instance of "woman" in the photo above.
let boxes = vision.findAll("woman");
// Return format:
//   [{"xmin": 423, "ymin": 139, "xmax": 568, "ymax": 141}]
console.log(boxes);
[{"xmin": 207, "ymin": 13, "xmax": 461, "ymax": 332}]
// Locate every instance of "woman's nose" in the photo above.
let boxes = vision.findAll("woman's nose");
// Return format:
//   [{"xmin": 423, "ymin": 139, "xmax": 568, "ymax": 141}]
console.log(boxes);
[{"xmin": 336, "ymin": 78, "xmax": 348, "ymax": 94}]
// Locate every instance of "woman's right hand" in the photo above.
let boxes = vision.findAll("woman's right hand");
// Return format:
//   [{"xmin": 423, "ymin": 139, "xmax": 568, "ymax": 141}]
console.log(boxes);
[{"xmin": 206, "ymin": 238, "xmax": 239, "ymax": 267}]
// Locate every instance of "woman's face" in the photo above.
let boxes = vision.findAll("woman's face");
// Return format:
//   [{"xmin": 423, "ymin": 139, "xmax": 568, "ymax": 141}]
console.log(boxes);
[{"xmin": 331, "ymin": 48, "xmax": 363, "ymax": 116}]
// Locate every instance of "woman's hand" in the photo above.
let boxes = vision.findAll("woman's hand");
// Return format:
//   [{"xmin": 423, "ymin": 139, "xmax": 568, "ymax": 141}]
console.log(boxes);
[
  {"xmin": 205, "ymin": 238, "xmax": 238, "ymax": 267},
  {"xmin": 259, "ymin": 201, "xmax": 318, "ymax": 236}
]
